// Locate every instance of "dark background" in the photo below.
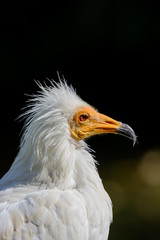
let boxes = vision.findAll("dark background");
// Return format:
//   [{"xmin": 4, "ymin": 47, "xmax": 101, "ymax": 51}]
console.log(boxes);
[{"xmin": 0, "ymin": 1, "xmax": 160, "ymax": 239}]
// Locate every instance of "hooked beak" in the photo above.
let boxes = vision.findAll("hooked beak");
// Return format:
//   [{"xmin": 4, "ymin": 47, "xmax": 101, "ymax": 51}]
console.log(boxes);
[
  {"xmin": 116, "ymin": 123, "xmax": 137, "ymax": 146},
  {"xmin": 93, "ymin": 113, "xmax": 137, "ymax": 146}
]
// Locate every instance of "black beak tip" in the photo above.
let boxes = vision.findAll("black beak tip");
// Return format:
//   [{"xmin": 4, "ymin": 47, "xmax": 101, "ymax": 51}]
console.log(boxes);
[{"xmin": 116, "ymin": 123, "xmax": 137, "ymax": 146}]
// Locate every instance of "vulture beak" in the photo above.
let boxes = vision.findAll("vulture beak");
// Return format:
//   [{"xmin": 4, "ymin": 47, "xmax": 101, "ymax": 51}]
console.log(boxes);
[{"xmin": 92, "ymin": 112, "xmax": 137, "ymax": 146}]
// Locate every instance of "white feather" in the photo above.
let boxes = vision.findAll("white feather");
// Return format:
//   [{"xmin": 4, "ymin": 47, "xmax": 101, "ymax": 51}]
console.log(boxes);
[{"xmin": 0, "ymin": 80, "xmax": 112, "ymax": 240}]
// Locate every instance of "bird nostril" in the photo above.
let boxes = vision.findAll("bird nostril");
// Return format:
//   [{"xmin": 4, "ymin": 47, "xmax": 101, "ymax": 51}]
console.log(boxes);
[
  {"xmin": 105, "ymin": 120, "xmax": 114, "ymax": 124},
  {"xmin": 104, "ymin": 119, "xmax": 120, "ymax": 126}
]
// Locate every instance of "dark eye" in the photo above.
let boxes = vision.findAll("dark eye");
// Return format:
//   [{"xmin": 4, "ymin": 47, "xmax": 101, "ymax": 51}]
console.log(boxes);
[{"xmin": 79, "ymin": 114, "xmax": 89, "ymax": 122}]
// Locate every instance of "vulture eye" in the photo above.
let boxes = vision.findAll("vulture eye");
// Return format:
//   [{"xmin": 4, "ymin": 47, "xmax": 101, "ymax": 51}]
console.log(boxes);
[{"xmin": 79, "ymin": 113, "xmax": 89, "ymax": 122}]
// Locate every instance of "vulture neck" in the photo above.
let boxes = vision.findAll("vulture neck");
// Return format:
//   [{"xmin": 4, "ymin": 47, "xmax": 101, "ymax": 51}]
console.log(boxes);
[{"xmin": 0, "ymin": 133, "xmax": 99, "ymax": 191}]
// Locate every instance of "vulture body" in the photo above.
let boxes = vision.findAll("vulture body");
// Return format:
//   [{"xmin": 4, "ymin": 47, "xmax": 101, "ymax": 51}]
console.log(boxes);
[{"xmin": 0, "ymin": 81, "xmax": 136, "ymax": 240}]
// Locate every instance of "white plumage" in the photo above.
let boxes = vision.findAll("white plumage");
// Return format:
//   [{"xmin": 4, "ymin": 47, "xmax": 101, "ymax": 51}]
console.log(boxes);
[{"xmin": 0, "ymin": 80, "xmax": 136, "ymax": 240}]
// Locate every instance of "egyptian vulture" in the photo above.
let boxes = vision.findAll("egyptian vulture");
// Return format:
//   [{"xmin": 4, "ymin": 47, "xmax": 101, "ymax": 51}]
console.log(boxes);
[{"xmin": 0, "ymin": 80, "xmax": 136, "ymax": 240}]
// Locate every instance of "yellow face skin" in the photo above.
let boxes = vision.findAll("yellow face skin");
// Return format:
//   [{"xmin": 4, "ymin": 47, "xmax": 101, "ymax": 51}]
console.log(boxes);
[{"xmin": 69, "ymin": 107, "xmax": 121, "ymax": 141}]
